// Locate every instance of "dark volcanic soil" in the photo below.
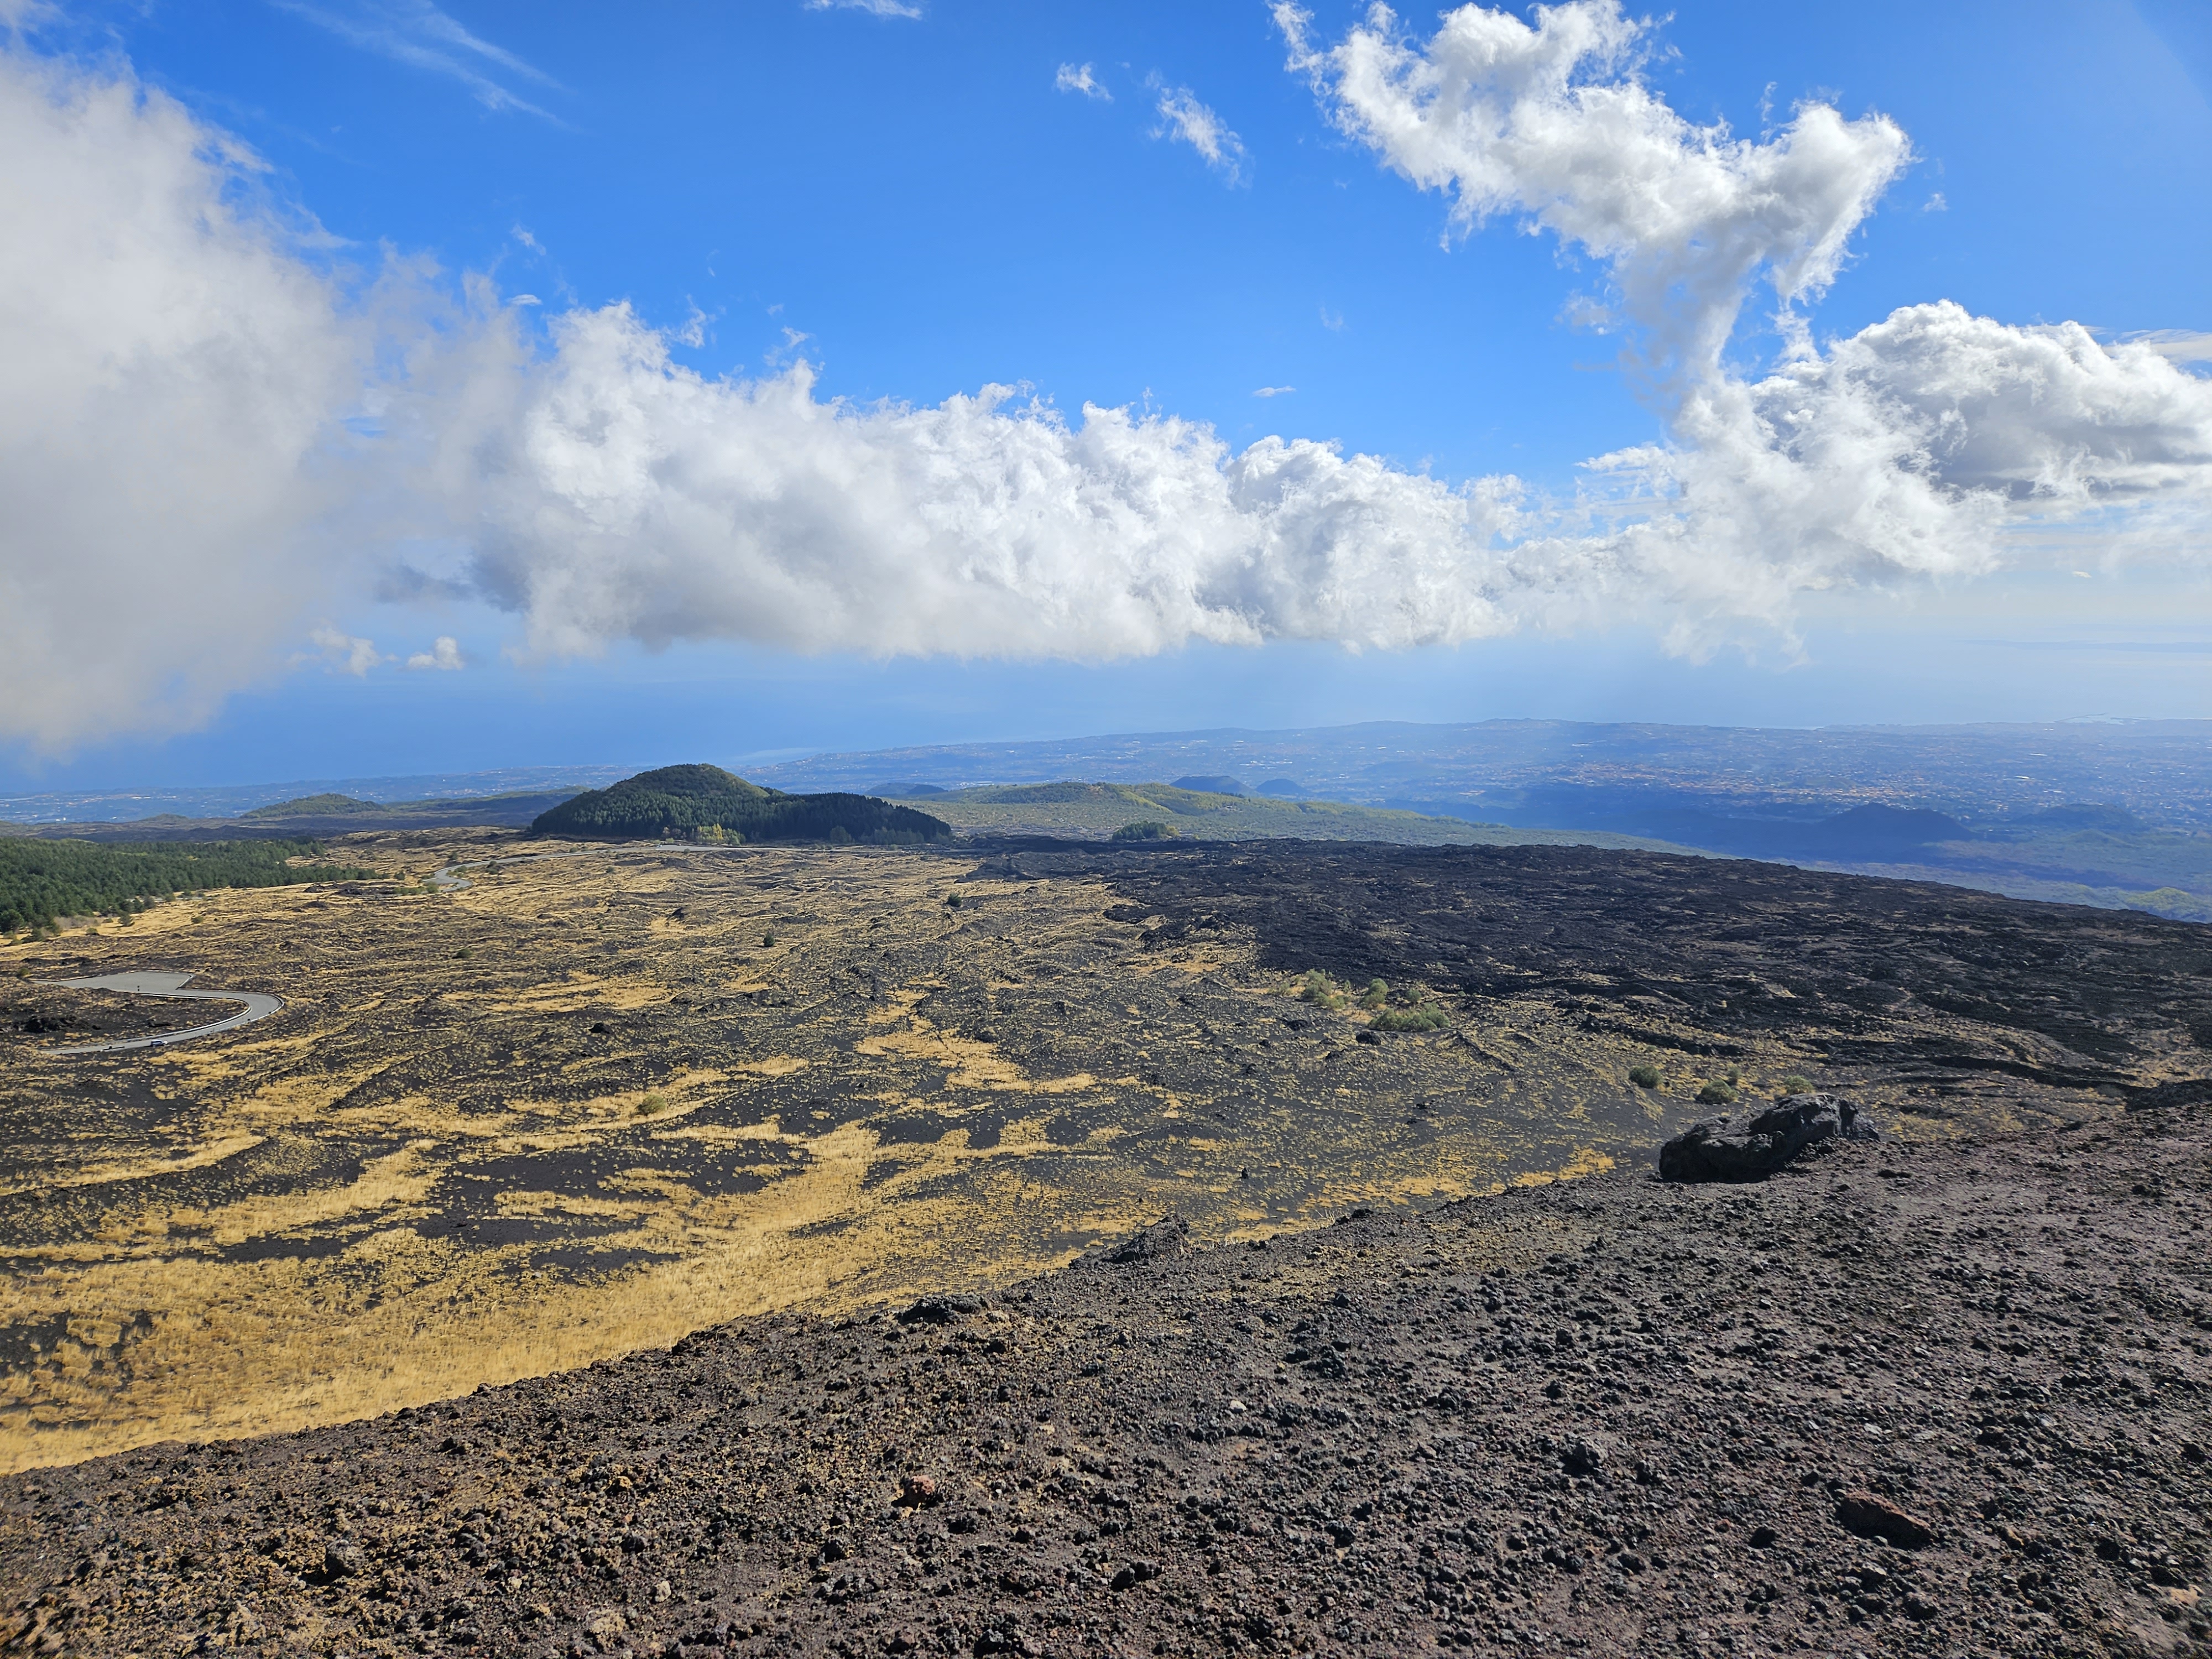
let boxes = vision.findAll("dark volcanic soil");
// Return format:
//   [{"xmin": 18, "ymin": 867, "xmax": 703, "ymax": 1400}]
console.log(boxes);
[
  {"xmin": 1015, "ymin": 839, "xmax": 2212, "ymax": 1114},
  {"xmin": 5, "ymin": 1100, "xmax": 2208, "ymax": 1659},
  {"xmin": 0, "ymin": 984, "xmax": 190, "ymax": 1048}
]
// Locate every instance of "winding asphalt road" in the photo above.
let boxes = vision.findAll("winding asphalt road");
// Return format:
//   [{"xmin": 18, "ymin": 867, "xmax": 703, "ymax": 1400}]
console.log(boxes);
[{"xmin": 37, "ymin": 971, "xmax": 282, "ymax": 1056}]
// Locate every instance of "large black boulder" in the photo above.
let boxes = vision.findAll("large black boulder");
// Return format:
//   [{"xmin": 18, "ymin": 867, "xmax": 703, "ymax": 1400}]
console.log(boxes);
[{"xmin": 1658, "ymin": 1094, "xmax": 1876, "ymax": 1183}]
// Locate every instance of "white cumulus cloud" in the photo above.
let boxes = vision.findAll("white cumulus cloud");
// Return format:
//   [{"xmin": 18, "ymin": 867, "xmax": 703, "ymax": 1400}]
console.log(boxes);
[
  {"xmin": 434, "ymin": 303, "xmax": 1536, "ymax": 662},
  {"xmin": 406, "ymin": 635, "xmax": 466, "ymax": 670},
  {"xmin": 1, "ymin": 9, "xmax": 2208, "ymax": 752},
  {"xmin": 0, "ymin": 45, "xmax": 378, "ymax": 748},
  {"xmin": 1276, "ymin": 0, "xmax": 1911, "ymax": 389},
  {"xmin": 305, "ymin": 625, "xmax": 387, "ymax": 676},
  {"xmin": 1273, "ymin": 0, "xmax": 2212, "ymax": 649}
]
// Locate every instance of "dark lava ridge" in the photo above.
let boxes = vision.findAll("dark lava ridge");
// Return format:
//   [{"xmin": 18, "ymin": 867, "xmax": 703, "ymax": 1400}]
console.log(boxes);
[{"xmin": 1040, "ymin": 839, "xmax": 2212, "ymax": 1103}]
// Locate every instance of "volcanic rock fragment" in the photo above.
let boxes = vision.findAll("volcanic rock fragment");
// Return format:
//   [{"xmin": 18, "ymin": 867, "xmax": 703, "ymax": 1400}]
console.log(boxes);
[
  {"xmin": 1095, "ymin": 1218, "xmax": 1190, "ymax": 1265},
  {"xmin": 894, "ymin": 1296, "xmax": 980, "ymax": 1326},
  {"xmin": 1834, "ymin": 1489, "xmax": 1934, "ymax": 1548},
  {"xmin": 1658, "ymin": 1093, "xmax": 1876, "ymax": 1182},
  {"xmin": 1559, "ymin": 1437, "xmax": 1609, "ymax": 1477}
]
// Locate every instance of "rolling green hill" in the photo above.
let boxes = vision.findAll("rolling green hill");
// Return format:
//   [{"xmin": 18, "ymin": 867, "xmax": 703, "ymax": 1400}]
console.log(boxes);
[
  {"xmin": 239, "ymin": 789, "xmax": 589, "ymax": 823},
  {"xmin": 882, "ymin": 780, "xmax": 1697, "ymax": 852},
  {"xmin": 529, "ymin": 764, "xmax": 952, "ymax": 846}
]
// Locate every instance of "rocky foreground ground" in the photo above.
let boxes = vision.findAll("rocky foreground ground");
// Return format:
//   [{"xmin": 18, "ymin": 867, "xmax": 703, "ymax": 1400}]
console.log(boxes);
[{"xmin": 3, "ymin": 1099, "xmax": 2209, "ymax": 1659}]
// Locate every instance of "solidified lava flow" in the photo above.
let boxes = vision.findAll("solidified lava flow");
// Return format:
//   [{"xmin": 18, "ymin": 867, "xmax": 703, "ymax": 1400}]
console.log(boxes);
[{"xmin": 1, "ymin": 838, "xmax": 2208, "ymax": 1656}]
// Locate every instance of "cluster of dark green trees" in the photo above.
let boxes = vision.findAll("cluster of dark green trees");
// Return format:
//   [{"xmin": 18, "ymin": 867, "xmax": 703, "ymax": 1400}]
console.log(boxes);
[
  {"xmin": 0, "ymin": 839, "xmax": 369, "ymax": 935},
  {"xmin": 529, "ymin": 764, "xmax": 951, "ymax": 846}
]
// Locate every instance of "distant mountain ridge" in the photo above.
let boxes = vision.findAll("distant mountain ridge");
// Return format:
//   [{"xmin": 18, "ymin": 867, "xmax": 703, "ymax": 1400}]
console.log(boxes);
[
  {"xmin": 753, "ymin": 719, "xmax": 2212, "ymax": 924},
  {"xmin": 7, "ymin": 721, "xmax": 2208, "ymax": 921},
  {"xmin": 3, "ymin": 789, "xmax": 594, "ymax": 842},
  {"xmin": 748, "ymin": 717, "xmax": 2212, "ymax": 829},
  {"xmin": 0, "ymin": 765, "xmax": 630, "ymax": 825},
  {"xmin": 868, "ymin": 779, "xmax": 1705, "ymax": 854}
]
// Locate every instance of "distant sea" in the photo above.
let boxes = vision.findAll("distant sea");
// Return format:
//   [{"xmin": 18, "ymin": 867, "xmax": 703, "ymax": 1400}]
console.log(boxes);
[{"xmin": 0, "ymin": 765, "xmax": 634, "ymax": 824}]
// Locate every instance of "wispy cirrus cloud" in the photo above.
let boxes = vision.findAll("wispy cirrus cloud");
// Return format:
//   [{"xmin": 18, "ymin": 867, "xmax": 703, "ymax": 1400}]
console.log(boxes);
[
  {"xmin": 2124, "ymin": 330, "xmax": 2212, "ymax": 366},
  {"xmin": 1252, "ymin": 385, "xmax": 1295, "ymax": 398},
  {"xmin": 1055, "ymin": 62, "xmax": 1109, "ymax": 101},
  {"xmin": 269, "ymin": 0, "xmax": 559, "ymax": 117},
  {"xmin": 1150, "ymin": 81, "xmax": 1246, "ymax": 184},
  {"xmin": 803, "ymin": 0, "xmax": 922, "ymax": 19}
]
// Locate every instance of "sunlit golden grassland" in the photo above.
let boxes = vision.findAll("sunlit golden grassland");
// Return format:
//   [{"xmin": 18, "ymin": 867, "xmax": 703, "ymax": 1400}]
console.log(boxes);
[{"xmin": 0, "ymin": 834, "xmax": 1989, "ymax": 1473}]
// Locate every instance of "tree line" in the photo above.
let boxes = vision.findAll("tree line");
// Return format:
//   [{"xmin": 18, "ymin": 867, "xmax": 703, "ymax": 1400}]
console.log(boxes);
[{"xmin": 0, "ymin": 838, "xmax": 372, "ymax": 935}]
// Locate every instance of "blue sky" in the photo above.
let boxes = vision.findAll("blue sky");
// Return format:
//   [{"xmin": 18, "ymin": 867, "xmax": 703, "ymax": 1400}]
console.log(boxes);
[{"xmin": 2, "ymin": 0, "xmax": 2209, "ymax": 791}]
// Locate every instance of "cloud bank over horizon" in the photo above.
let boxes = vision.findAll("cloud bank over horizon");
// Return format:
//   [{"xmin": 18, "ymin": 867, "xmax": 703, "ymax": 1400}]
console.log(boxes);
[{"xmin": 1, "ymin": 2, "xmax": 2208, "ymax": 750}]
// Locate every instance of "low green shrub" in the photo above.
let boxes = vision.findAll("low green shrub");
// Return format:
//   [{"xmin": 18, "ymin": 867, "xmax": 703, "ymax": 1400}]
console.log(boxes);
[
  {"xmin": 1370, "ymin": 1006, "xmax": 1451, "ymax": 1032},
  {"xmin": 1629, "ymin": 1064, "xmax": 1662, "ymax": 1089},
  {"xmin": 1359, "ymin": 978, "xmax": 1389, "ymax": 1011},
  {"xmin": 1696, "ymin": 1079, "xmax": 1739, "ymax": 1106},
  {"xmin": 1779, "ymin": 1073, "xmax": 1813, "ymax": 1095},
  {"xmin": 1110, "ymin": 820, "xmax": 1171, "ymax": 841},
  {"xmin": 637, "ymin": 1092, "xmax": 671, "ymax": 1117},
  {"xmin": 1295, "ymin": 969, "xmax": 1345, "ymax": 1010}
]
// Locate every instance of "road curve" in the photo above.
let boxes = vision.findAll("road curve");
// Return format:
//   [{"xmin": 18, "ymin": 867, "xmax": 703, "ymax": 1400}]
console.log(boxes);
[{"xmin": 36, "ymin": 971, "xmax": 283, "ymax": 1056}]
